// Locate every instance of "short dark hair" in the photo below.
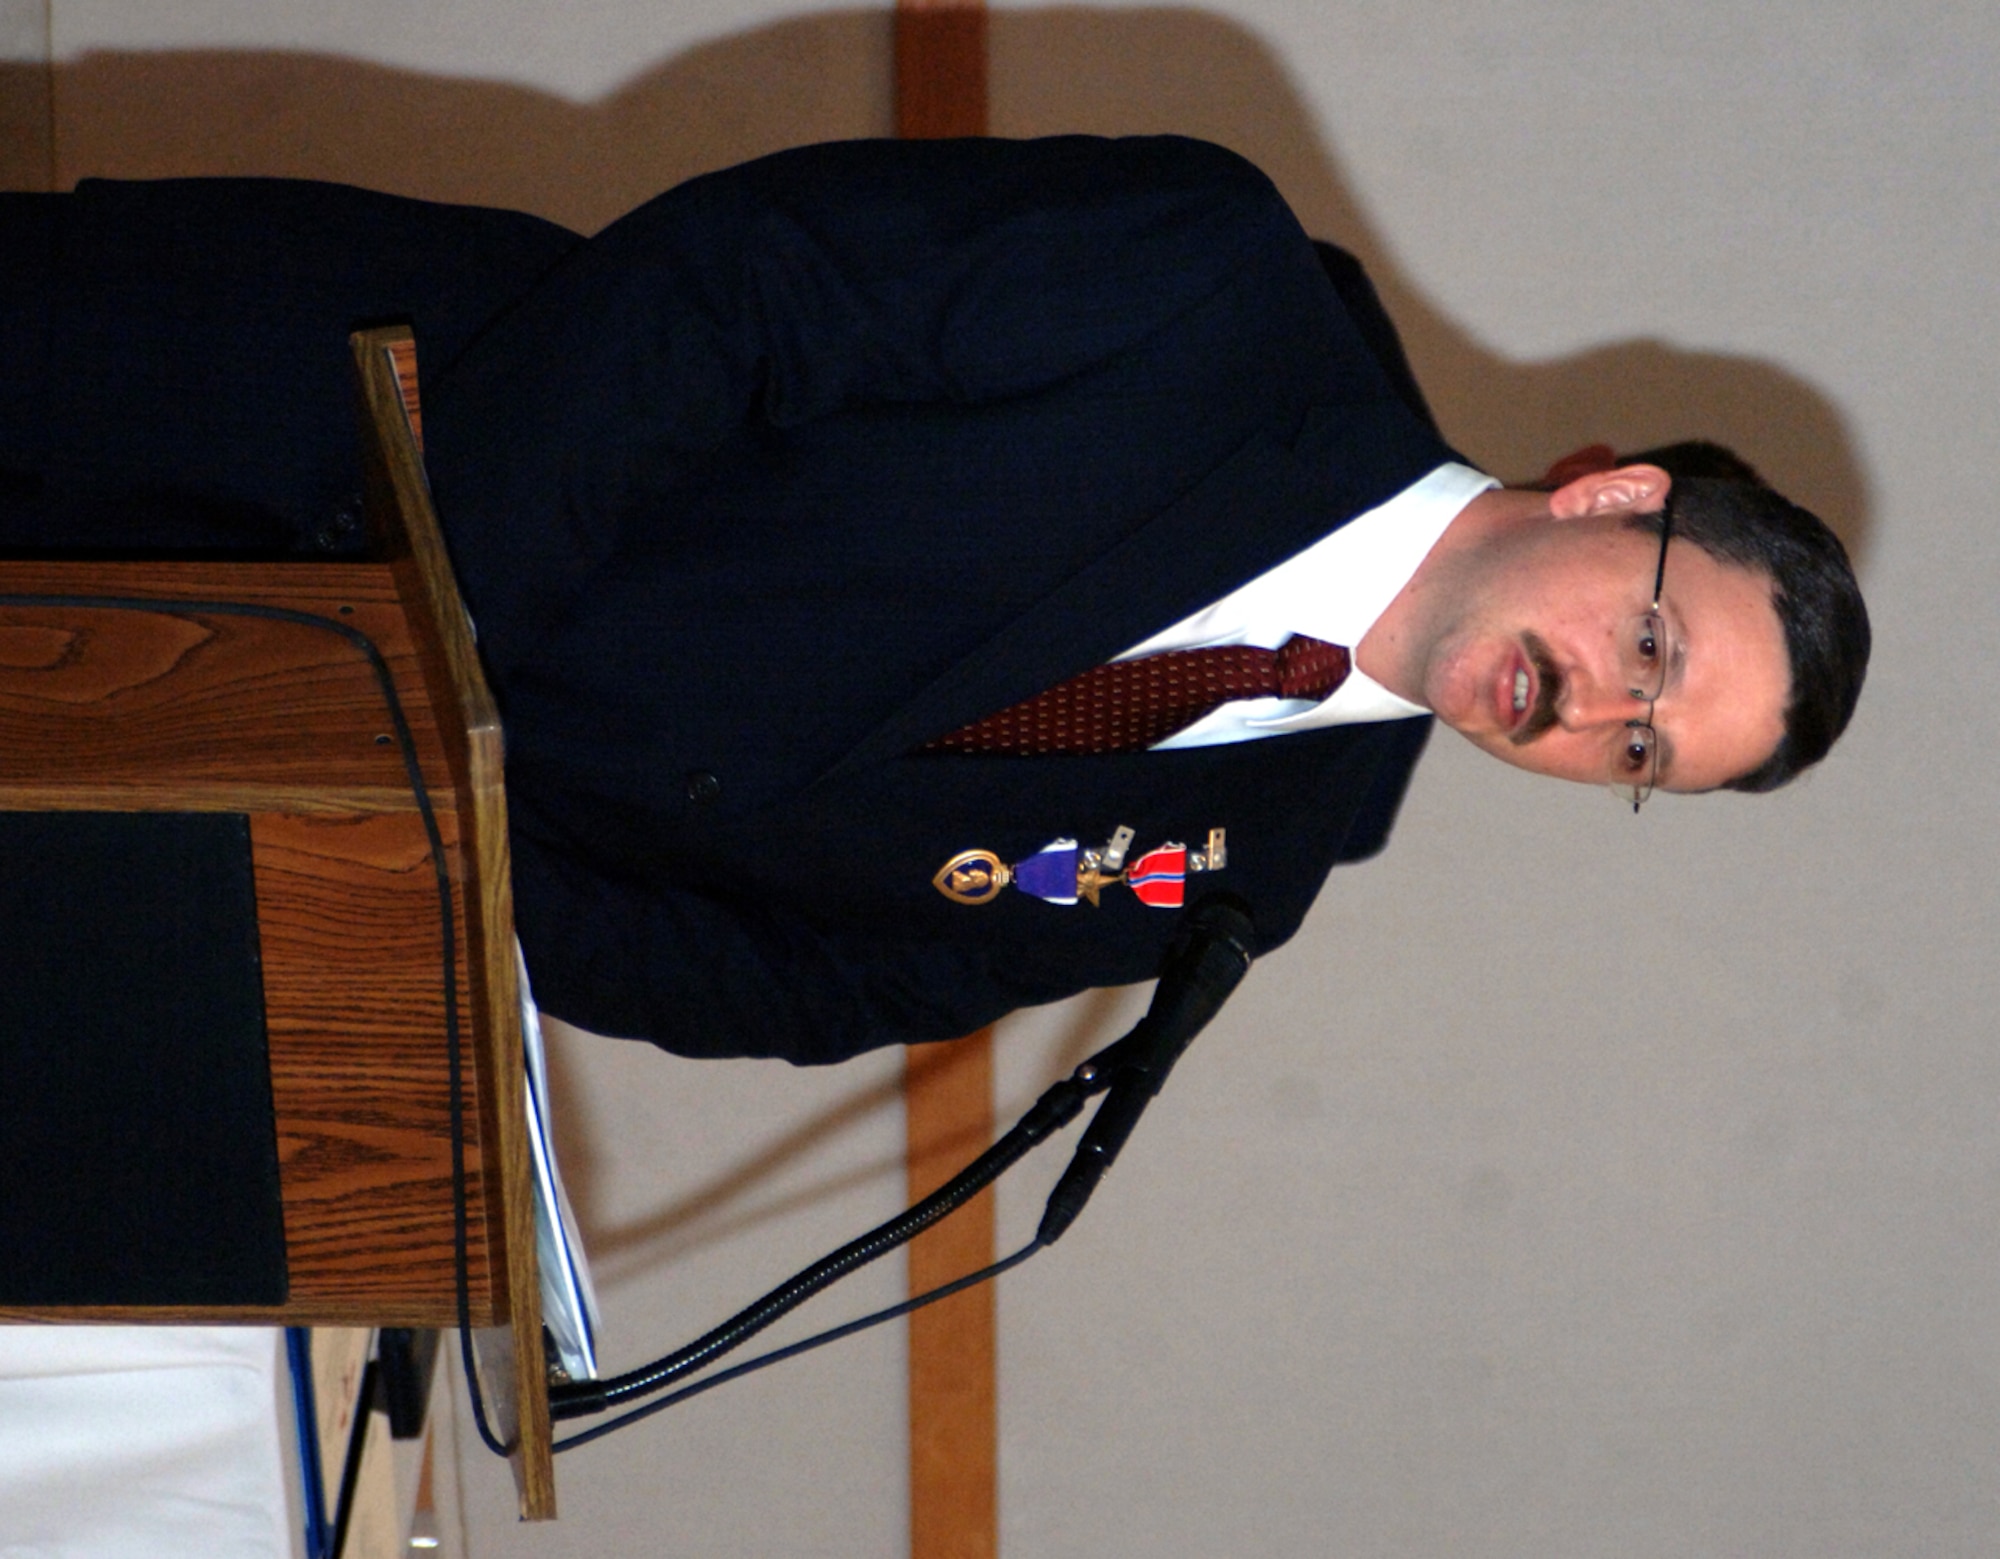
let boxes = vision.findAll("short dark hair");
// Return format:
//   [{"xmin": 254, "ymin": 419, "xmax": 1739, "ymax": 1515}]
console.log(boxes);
[{"xmin": 1617, "ymin": 443, "xmax": 1869, "ymax": 792}]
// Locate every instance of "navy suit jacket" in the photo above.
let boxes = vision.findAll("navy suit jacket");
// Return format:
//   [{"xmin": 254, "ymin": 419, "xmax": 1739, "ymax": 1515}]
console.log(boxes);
[
  {"xmin": 1, "ymin": 138, "xmax": 1455, "ymax": 1064},
  {"xmin": 417, "ymin": 137, "xmax": 1456, "ymax": 1061}
]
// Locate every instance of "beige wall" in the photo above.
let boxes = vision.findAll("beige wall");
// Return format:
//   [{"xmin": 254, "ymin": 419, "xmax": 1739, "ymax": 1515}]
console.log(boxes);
[{"xmin": 10, "ymin": 3, "xmax": 1997, "ymax": 1555}]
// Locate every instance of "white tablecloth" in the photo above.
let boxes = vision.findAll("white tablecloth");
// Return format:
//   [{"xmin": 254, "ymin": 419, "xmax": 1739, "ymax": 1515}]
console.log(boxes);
[{"xmin": 0, "ymin": 1327, "xmax": 297, "ymax": 1559}]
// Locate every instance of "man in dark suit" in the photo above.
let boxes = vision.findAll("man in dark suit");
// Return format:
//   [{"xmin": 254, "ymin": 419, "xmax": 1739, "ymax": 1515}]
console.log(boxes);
[{"xmin": 0, "ymin": 136, "xmax": 1869, "ymax": 1064}]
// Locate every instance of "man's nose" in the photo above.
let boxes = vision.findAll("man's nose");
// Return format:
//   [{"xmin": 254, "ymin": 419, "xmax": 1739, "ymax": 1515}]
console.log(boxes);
[{"xmin": 1558, "ymin": 667, "xmax": 1644, "ymax": 729}]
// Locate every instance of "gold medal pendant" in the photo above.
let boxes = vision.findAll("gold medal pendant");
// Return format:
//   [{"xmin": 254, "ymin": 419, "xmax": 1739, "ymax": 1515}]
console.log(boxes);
[{"xmin": 932, "ymin": 849, "xmax": 1012, "ymax": 905}]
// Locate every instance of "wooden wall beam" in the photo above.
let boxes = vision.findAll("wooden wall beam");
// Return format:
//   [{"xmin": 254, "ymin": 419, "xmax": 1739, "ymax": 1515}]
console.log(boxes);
[
  {"xmin": 904, "ymin": 1039, "xmax": 998, "ymax": 1559},
  {"xmin": 896, "ymin": 6, "xmax": 997, "ymax": 1555},
  {"xmin": 896, "ymin": 0, "xmax": 988, "ymax": 142}
]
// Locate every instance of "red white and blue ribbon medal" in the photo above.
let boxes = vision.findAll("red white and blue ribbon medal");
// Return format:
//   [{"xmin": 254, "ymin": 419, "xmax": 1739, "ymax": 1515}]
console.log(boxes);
[
  {"xmin": 1124, "ymin": 843, "xmax": 1188, "ymax": 908},
  {"xmin": 932, "ymin": 825, "xmax": 1226, "ymax": 908}
]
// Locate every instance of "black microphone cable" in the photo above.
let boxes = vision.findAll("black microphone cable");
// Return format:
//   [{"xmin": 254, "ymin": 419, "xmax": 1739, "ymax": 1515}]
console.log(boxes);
[
  {"xmin": 546, "ymin": 894, "xmax": 1259, "ymax": 1443},
  {"xmin": 552, "ymin": 1239, "xmax": 1044, "ymax": 1453},
  {"xmin": 546, "ymin": 1044, "xmax": 1108, "ymax": 1421}
]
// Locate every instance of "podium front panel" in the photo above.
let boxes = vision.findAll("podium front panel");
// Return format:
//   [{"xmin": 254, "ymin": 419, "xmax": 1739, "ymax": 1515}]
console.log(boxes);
[{"xmin": 0, "ymin": 810, "xmax": 288, "ymax": 1306}]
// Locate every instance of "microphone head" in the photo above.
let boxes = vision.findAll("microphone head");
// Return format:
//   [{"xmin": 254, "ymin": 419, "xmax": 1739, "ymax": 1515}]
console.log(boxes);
[{"xmin": 1177, "ymin": 893, "xmax": 1255, "ymax": 959}]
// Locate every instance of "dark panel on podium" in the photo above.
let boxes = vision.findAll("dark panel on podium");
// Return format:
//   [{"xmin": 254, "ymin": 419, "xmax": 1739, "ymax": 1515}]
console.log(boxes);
[{"xmin": 0, "ymin": 810, "xmax": 288, "ymax": 1305}]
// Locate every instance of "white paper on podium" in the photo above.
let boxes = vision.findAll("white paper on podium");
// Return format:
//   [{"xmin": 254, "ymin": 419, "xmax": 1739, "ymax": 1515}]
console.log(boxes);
[{"xmin": 517, "ymin": 943, "xmax": 603, "ymax": 1382}]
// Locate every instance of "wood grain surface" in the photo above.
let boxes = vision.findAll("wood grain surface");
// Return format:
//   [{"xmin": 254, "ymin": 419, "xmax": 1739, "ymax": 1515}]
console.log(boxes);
[
  {"xmin": 0, "ymin": 561, "xmax": 450, "ymax": 813},
  {"xmin": 0, "ymin": 569, "xmax": 499, "ymax": 1329}
]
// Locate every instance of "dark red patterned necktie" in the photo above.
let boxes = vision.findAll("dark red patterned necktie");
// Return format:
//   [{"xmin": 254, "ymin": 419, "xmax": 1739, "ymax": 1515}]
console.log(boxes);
[{"xmin": 925, "ymin": 635, "xmax": 1351, "ymax": 756}]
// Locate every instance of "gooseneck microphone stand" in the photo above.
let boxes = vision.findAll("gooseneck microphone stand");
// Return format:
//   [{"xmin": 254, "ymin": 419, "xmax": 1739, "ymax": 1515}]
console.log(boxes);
[{"xmin": 545, "ymin": 895, "xmax": 1257, "ymax": 1446}]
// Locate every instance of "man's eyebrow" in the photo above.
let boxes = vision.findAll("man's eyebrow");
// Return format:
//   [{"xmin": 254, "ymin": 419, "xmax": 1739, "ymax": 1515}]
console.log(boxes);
[{"xmin": 1655, "ymin": 615, "xmax": 1688, "ymax": 786}]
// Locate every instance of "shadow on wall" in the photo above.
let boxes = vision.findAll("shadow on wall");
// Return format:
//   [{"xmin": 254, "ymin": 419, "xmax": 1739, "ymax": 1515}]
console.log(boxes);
[
  {"xmin": 537, "ymin": 1017, "xmax": 917, "ymax": 1284},
  {"xmin": 984, "ymin": 7, "xmax": 1871, "ymax": 556},
  {"xmin": 0, "ymin": 59, "xmax": 52, "ymax": 192},
  {"xmin": 0, "ymin": 6, "xmax": 1871, "ymax": 1262},
  {"xmin": 3, "ymin": 18, "xmax": 894, "ymax": 232},
  {"xmin": 0, "ymin": 6, "xmax": 1869, "ymax": 556}
]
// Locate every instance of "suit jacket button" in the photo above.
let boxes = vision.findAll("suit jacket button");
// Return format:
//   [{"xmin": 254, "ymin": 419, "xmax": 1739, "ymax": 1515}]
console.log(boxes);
[{"xmin": 684, "ymin": 770, "xmax": 722, "ymax": 805}]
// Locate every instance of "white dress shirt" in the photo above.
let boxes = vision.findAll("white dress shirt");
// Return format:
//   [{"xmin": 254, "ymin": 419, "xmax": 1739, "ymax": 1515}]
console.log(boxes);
[{"xmin": 1117, "ymin": 461, "xmax": 1496, "ymax": 749}]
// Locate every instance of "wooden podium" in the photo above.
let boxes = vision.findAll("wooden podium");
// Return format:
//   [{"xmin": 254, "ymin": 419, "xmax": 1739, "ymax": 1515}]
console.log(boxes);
[{"xmin": 0, "ymin": 328, "xmax": 556, "ymax": 1518}]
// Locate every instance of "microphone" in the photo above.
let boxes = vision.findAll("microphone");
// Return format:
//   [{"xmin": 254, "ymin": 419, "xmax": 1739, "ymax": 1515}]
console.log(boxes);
[{"xmin": 1037, "ymin": 895, "xmax": 1256, "ymax": 1244}]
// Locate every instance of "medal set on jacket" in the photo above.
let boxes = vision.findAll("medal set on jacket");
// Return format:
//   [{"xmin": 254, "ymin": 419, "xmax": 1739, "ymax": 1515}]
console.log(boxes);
[{"xmin": 933, "ymin": 824, "xmax": 1227, "ymax": 909}]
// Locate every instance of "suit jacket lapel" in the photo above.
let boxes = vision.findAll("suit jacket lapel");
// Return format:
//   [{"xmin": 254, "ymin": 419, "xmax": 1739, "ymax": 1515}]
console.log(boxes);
[{"xmin": 811, "ymin": 395, "xmax": 1450, "ymax": 789}]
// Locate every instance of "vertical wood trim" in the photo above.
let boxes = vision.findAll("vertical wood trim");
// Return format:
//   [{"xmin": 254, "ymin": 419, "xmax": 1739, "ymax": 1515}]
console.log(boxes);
[
  {"xmin": 895, "ymin": 2, "xmax": 988, "ymax": 142},
  {"xmin": 904, "ymin": 1037, "xmax": 998, "ymax": 1559},
  {"xmin": 353, "ymin": 327, "xmax": 554, "ymax": 1518},
  {"xmin": 897, "ymin": 9, "xmax": 995, "ymax": 1552}
]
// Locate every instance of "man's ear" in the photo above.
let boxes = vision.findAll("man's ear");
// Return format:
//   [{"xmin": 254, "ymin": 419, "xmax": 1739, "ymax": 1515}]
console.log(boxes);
[{"xmin": 1547, "ymin": 463, "xmax": 1671, "ymax": 520}]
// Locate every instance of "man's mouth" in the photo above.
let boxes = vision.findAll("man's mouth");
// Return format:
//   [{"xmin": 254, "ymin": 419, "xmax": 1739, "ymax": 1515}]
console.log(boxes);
[{"xmin": 1508, "ymin": 634, "xmax": 1563, "ymax": 745}]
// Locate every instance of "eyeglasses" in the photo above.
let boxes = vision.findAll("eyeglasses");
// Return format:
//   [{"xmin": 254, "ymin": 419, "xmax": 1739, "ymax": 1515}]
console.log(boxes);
[{"xmin": 1611, "ymin": 505, "xmax": 1674, "ymax": 813}]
